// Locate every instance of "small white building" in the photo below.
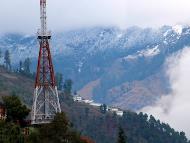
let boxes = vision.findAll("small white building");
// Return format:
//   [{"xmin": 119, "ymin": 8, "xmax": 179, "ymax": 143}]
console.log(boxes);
[
  {"xmin": 83, "ymin": 100, "xmax": 94, "ymax": 104},
  {"xmin": 116, "ymin": 111, "xmax": 124, "ymax": 116},
  {"xmin": 89, "ymin": 102, "xmax": 102, "ymax": 107},
  {"xmin": 73, "ymin": 96, "xmax": 82, "ymax": 102},
  {"xmin": 108, "ymin": 107, "xmax": 119, "ymax": 112}
]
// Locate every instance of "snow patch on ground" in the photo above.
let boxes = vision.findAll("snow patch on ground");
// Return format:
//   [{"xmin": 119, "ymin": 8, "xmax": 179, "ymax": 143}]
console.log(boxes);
[
  {"xmin": 139, "ymin": 45, "xmax": 160, "ymax": 57},
  {"xmin": 172, "ymin": 25, "xmax": 183, "ymax": 35},
  {"xmin": 164, "ymin": 30, "xmax": 171, "ymax": 37},
  {"xmin": 123, "ymin": 55, "xmax": 138, "ymax": 60},
  {"xmin": 117, "ymin": 33, "xmax": 123, "ymax": 38},
  {"xmin": 163, "ymin": 40, "xmax": 168, "ymax": 45},
  {"xmin": 122, "ymin": 46, "xmax": 160, "ymax": 61},
  {"xmin": 78, "ymin": 61, "xmax": 84, "ymax": 73}
]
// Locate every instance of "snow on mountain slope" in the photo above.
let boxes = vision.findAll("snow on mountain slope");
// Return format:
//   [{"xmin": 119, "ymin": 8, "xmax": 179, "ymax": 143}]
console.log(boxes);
[
  {"xmin": 0, "ymin": 26, "xmax": 183, "ymax": 62},
  {"xmin": 1, "ymin": 25, "xmax": 190, "ymax": 110},
  {"xmin": 122, "ymin": 45, "xmax": 160, "ymax": 61},
  {"xmin": 172, "ymin": 25, "xmax": 183, "ymax": 35}
]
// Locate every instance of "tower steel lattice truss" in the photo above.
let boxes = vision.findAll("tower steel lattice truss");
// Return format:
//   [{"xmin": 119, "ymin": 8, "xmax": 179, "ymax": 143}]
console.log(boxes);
[{"xmin": 31, "ymin": 0, "xmax": 61, "ymax": 124}]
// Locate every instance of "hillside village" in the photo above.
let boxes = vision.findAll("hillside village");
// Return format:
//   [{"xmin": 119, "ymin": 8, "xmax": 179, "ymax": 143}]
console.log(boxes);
[{"xmin": 73, "ymin": 95, "xmax": 124, "ymax": 116}]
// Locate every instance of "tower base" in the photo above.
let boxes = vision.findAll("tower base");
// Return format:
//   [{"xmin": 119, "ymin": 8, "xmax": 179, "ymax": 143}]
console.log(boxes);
[{"xmin": 31, "ymin": 86, "xmax": 61, "ymax": 125}]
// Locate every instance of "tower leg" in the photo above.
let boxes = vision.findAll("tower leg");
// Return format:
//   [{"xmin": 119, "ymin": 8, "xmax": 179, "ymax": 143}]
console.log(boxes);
[
  {"xmin": 53, "ymin": 86, "xmax": 61, "ymax": 113},
  {"xmin": 31, "ymin": 86, "xmax": 61, "ymax": 124},
  {"xmin": 45, "ymin": 89, "xmax": 50, "ymax": 118}
]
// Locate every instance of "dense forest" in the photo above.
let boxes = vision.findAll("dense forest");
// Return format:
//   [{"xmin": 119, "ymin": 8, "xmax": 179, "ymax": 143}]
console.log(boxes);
[{"xmin": 60, "ymin": 91, "xmax": 190, "ymax": 143}]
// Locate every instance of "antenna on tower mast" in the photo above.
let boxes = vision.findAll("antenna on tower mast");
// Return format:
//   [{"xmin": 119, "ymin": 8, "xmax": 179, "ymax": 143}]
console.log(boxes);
[
  {"xmin": 39, "ymin": 0, "xmax": 49, "ymax": 37},
  {"xmin": 31, "ymin": 0, "xmax": 61, "ymax": 124}
]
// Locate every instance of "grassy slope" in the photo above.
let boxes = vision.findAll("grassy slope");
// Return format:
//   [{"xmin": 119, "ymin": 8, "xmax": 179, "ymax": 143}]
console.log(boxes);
[{"xmin": 0, "ymin": 66, "xmax": 33, "ymax": 105}]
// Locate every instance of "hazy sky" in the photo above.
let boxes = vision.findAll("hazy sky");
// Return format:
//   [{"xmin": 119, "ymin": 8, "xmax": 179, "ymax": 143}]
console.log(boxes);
[{"xmin": 0, "ymin": 0, "xmax": 190, "ymax": 33}]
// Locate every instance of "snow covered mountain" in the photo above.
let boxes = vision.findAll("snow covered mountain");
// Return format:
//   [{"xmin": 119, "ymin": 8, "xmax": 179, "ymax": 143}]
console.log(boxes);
[{"xmin": 1, "ymin": 25, "xmax": 190, "ymax": 110}]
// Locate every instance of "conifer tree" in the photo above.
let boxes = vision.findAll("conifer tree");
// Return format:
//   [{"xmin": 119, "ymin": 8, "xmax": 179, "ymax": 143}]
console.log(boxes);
[
  {"xmin": 117, "ymin": 127, "xmax": 127, "ymax": 143},
  {"xmin": 4, "ymin": 50, "xmax": 11, "ymax": 70},
  {"xmin": 0, "ymin": 49, "xmax": 2, "ymax": 59},
  {"xmin": 63, "ymin": 79, "xmax": 73, "ymax": 95},
  {"xmin": 2, "ymin": 95, "xmax": 30, "ymax": 122},
  {"xmin": 38, "ymin": 113, "xmax": 85, "ymax": 143},
  {"xmin": 100, "ymin": 104, "xmax": 107, "ymax": 114},
  {"xmin": 23, "ymin": 58, "xmax": 31, "ymax": 74},
  {"xmin": 19, "ymin": 60, "xmax": 23, "ymax": 72},
  {"xmin": 56, "ymin": 73, "xmax": 63, "ymax": 90},
  {"xmin": 0, "ymin": 49, "xmax": 2, "ymax": 65}
]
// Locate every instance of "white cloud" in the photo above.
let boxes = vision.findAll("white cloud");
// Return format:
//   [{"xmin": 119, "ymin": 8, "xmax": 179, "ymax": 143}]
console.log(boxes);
[
  {"xmin": 126, "ymin": 0, "xmax": 190, "ymax": 27},
  {"xmin": 0, "ymin": 0, "xmax": 190, "ymax": 33},
  {"xmin": 0, "ymin": 0, "xmax": 127, "ymax": 33},
  {"xmin": 142, "ymin": 47, "xmax": 190, "ymax": 138}
]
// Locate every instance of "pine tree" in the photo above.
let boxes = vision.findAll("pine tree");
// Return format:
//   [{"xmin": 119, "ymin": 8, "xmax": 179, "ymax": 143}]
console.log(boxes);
[
  {"xmin": 100, "ymin": 104, "xmax": 107, "ymax": 114},
  {"xmin": 19, "ymin": 60, "xmax": 23, "ymax": 72},
  {"xmin": 23, "ymin": 58, "xmax": 31, "ymax": 74},
  {"xmin": 56, "ymin": 73, "xmax": 63, "ymax": 90},
  {"xmin": 38, "ymin": 113, "xmax": 85, "ymax": 143},
  {"xmin": 63, "ymin": 79, "xmax": 73, "ymax": 95},
  {"xmin": 117, "ymin": 127, "xmax": 127, "ymax": 143},
  {"xmin": 2, "ymin": 95, "xmax": 30, "ymax": 122},
  {"xmin": 4, "ymin": 50, "xmax": 11, "ymax": 70},
  {"xmin": 0, "ymin": 49, "xmax": 2, "ymax": 65},
  {"xmin": 0, "ymin": 49, "xmax": 2, "ymax": 59}
]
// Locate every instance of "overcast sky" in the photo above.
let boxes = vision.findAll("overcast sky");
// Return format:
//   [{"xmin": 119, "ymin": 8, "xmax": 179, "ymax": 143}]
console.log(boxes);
[{"xmin": 0, "ymin": 0, "xmax": 190, "ymax": 33}]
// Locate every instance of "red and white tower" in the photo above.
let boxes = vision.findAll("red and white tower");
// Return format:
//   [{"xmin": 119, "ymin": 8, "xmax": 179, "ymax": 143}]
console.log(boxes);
[{"xmin": 31, "ymin": 0, "xmax": 61, "ymax": 124}]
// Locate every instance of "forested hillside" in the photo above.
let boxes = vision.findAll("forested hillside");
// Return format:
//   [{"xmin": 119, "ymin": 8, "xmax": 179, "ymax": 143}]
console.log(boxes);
[
  {"xmin": 0, "ymin": 66, "xmax": 189, "ymax": 143},
  {"xmin": 61, "ymin": 92, "xmax": 190, "ymax": 143}
]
